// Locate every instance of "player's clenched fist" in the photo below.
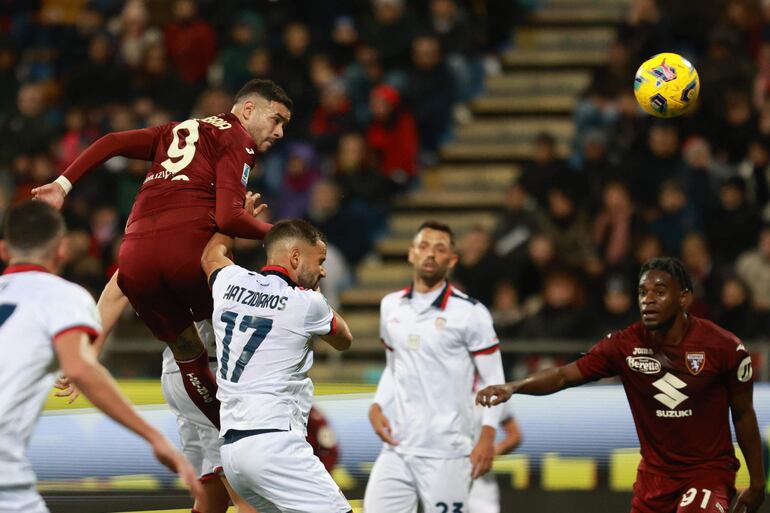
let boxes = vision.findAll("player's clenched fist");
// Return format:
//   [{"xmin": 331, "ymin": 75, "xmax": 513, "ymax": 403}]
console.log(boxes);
[
  {"xmin": 476, "ymin": 383, "xmax": 515, "ymax": 407},
  {"xmin": 31, "ymin": 181, "xmax": 67, "ymax": 210}
]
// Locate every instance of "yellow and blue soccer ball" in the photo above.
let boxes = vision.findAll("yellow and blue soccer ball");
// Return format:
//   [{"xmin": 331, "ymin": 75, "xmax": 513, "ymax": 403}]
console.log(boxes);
[{"xmin": 633, "ymin": 52, "xmax": 700, "ymax": 118}]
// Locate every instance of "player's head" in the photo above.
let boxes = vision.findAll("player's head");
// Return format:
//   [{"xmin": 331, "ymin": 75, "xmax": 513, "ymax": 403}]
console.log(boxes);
[
  {"xmin": 264, "ymin": 219, "xmax": 327, "ymax": 290},
  {"xmin": 637, "ymin": 257, "xmax": 693, "ymax": 330},
  {"xmin": 232, "ymin": 79, "xmax": 293, "ymax": 153},
  {"xmin": 1, "ymin": 200, "xmax": 67, "ymax": 270},
  {"xmin": 408, "ymin": 220, "xmax": 457, "ymax": 287}
]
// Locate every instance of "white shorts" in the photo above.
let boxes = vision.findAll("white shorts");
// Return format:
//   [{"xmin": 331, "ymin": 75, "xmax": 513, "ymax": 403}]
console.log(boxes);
[
  {"xmin": 0, "ymin": 486, "xmax": 49, "ymax": 513},
  {"xmin": 161, "ymin": 369, "xmax": 222, "ymax": 478},
  {"xmin": 221, "ymin": 429, "xmax": 351, "ymax": 513},
  {"xmin": 363, "ymin": 448, "xmax": 472, "ymax": 513},
  {"xmin": 468, "ymin": 472, "xmax": 500, "ymax": 513}
]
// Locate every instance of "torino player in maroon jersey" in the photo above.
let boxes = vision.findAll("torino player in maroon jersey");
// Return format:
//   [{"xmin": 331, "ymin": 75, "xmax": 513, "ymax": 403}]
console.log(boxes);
[
  {"xmin": 32, "ymin": 79, "xmax": 290, "ymax": 432},
  {"xmin": 477, "ymin": 258, "xmax": 765, "ymax": 513}
]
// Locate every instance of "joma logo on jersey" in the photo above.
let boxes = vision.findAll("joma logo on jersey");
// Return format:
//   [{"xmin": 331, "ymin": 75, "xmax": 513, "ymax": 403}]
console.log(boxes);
[
  {"xmin": 626, "ymin": 356, "xmax": 661, "ymax": 374},
  {"xmin": 653, "ymin": 372, "xmax": 689, "ymax": 410},
  {"xmin": 633, "ymin": 347, "xmax": 653, "ymax": 355}
]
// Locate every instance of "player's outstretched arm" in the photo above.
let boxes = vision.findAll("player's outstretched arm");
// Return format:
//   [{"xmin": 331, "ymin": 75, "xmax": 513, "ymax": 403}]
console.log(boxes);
[
  {"xmin": 53, "ymin": 329, "xmax": 202, "ymax": 499},
  {"xmin": 55, "ymin": 270, "xmax": 130, "ymax": 403},
  {"xmin": 476, "ymin": 362, "xmax": 588, "ymax": 407},
  {"xmin": 731, "ymin": 386, "xmax": 766, "ymax": 513},
  {"xmin": 32, "ymin": 128, "xmax": 160, "ymax": 209}
]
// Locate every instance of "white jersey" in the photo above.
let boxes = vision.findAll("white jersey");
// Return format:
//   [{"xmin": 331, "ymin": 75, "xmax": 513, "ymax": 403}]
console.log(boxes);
[
  {"xmin": 379, "ymin": 282, "xmax": 501, "ymax": 458},
  {"xmin": 211, "ymin": 265, "xmax": 334, "ymax": 435},
  {"xmin": 0, "ymin": 266, "xmax": 100, "ymax": 486}
]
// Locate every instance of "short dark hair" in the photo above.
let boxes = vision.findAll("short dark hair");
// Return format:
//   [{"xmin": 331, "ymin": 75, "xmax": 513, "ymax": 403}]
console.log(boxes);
[
  {"xmin": 3, "ymin": 200, "xmax": 65, "ymax": 253},
  {"xmin": 264, "ymin": 219, "xmax": 326, "ymax": 254},
  {"xmin": 416, "ymin": 220, "xmax": 454, "ymax": 246},
  {"xmin": 639, "ymin": 257, "xmax": 693, "ymax": 292},
  {"xmin": 234, "ymin": 79, "xmax": 293, "ymax": 110}
]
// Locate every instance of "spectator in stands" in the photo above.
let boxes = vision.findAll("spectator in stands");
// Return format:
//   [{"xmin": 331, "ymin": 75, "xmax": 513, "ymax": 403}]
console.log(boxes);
[
  {"xmin": 366, "ymin": 84, "xmax": 420, "ymax": 189},
  {"xmin": 272, "ymin": 21, "xmax": 315, "ymax": 138},
  {"xmin": 648, "ymin": 180, "xmax": 700, "ymax": 255},
  {"xmin": 404, "ymin": 33, "xmax": 456, "ymax": 159},
  {"xmin": 681, "ymin": 136, "xmax": 731, "ymax": 216},
  {"xmin": 246, "ymin": 47, "xmax": 272, "ymax": 81},
  {"xmin": 333, "ymin": 133, "xmax": 393, "ymax": 240},
  {"xmin": 330, "ymin": 15, "xmax": 360, "ymax": 69},
  {"xmin": 344, "ymin": 45, "xmax": 406, "ymax": 127},
  {"xmin": 579, "ymin": 130, "xmax": 620, "ymax": 210},
  {"xmin": 275, "ymin": 142, "xmax": 322, "ymax": 220},
  {"xmin": 680, "ymin": 232, "xmax": 721, "ymax": 318},
  {"xmin": 452, "ymin": 225, "xmax": 502, "ymax": 307},
  {"xmin": 0, "ymin": 44, "xmax": 19, "ymax": 120},
  {"xmin": 738, "ymin": 137, "xmax": 770, "ymax": 212},
  {"xmin": 164, "ymin": 0, "xmax": 217, "ymax": 86},
  {"xmin": 115, "ymin": 0, "xmax": 162, "ymax": 70},
  {"xmin": 492, "ymin": 181, "xmax": 541, "ymax": 263},
  {"xmin": 624, "ymin": 122, "xmax": 685, "ymax": 212},
  {"xmin": 65, "ymin": 33, "xmax": 130, "ymax": 108},
  {"xmin": 217, "ymin": 12, "xmax": 263, "ymax": 93},
  {"xmin": 735, "ymin": 223, "xmax": 770, "ymax": 311},
  {"xmin": 519, "ymin": 132, "xmax": 571, "ymax": 207},
  {"xmin": 304, "ymin": 179, "xmax": 372, "ymax": 267},
  {"xmin": 539, "ymin": 185, "xmax": 594, "ymax": 270},
  {"xmin": 426, "ymin": 0, "xmax": 478, "ymax": 102},
  {"xmin": 130, "ymin": 42, "xmax": 190, "ymax": 117},
  {"xmin": 362, "ymin": 0, "xmax": 417, "ymax": 71},
  {"xmin": 715, "ymin": 90, "xmax": 758, "ymax": 165},
  {"xmin": 591, "ymin": 180, "xmax": 641, "ymax": 272},
  {"xmin": 53, "ymin": 107, "xmax": 99, "ymax": 171},
  {"xmin": 311, "ymin": 80, "xmax": 357, "ymax": 156},
  {"xmin": 509, "ymin": 233, "xmax": 556, "ymax": 304},
  {"xmin": 594, "ymin": 274, "xmax": 637, "ymax": 337},
  {"xmin": 490, "ymin": 281, "xmax": 525, "ymax": 338},
  {"xmin": 705, "ymin": 176, "xmax": 762, "ymax": 264},
  {"xmin": 516, "ymin": 269, "xmax": 590, "ymax": 340},
  {"xmin": 0, "ymin": 82, "xmax": 55, "ymax": 166},
  {"xmin": 713, "ymin": 275, "xmax": 766, "ymax": 339}
]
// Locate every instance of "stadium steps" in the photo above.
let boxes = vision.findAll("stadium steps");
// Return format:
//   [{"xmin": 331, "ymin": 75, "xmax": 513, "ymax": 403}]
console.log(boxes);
[{"xmin": 422, "ymin": 164, "xmax": 520, "ymax": 191}]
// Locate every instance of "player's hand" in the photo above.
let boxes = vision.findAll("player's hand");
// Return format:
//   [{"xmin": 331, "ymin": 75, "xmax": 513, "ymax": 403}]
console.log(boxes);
[
  {"xmin": 732, "ymin": 483, "xmax": 765, "ymax": 513},
  {"xmin": 31, "ymin": 182, "xmax": 66, "ymax": 210},
  {"xmin": 149, "ymin": 435, "xmax": 203, "ymax": 500},
  {"xmin": 476, "ymin": 383, "xmax": 515, "ymax": 407},
  {"xmin": 470, "ymin": 426, "xmax": 496, "ymax": 479},
  {"xmin": 244, "ymin": 191, "xmax": 268, "ymax": 218},
  {"xmin": 54, "ymin": 375, "xmax": 81, "ymax": 404},
  {"xmin": 368, "ymin": 403, "xmax": 399, "ymax": 446}
]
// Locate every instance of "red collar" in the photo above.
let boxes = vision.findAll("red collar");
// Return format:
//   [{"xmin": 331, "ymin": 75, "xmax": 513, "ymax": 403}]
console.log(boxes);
[
  {"xmin": 260, "ymin": 265, "xmax": 300, "ymax": 288},
  {"xmin": 3, "ymin": 264, "xmax": 50, "ymax": 275}
]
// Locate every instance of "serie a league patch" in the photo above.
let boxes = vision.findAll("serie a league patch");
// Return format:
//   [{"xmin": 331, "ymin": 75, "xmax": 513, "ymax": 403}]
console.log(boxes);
[
  {"xmin": 241, "ymin": 163, "xmax": 251, "ymax": 186},
  {"xmin": 685, "ymin": 352, "xmax": 705, "ymax": 375}
]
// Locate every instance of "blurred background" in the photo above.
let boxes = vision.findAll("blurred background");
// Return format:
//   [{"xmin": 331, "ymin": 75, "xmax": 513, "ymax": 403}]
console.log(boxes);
[{"xmin": 2, "ymin": 0, "xmax": 770, "ymax": 511}]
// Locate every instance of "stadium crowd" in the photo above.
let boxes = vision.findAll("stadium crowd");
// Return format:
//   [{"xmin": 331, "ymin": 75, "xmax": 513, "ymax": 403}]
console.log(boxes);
[{"xmin": 0, "ymin": 0, "xmax": 769, "ymax": 363}]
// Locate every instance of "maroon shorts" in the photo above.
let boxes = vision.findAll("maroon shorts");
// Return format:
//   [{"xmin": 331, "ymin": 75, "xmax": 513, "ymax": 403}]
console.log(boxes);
[
  {"xmin": 631, "ymin": 467, "xmax": 735, "ymax": 513},
  {"xmin": 117, "ymin": 226, "xmax": 214, "ymax": 343}
]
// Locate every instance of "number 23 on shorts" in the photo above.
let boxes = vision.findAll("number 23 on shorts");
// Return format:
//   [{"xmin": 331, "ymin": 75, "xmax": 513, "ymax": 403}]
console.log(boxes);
[{"xmin": 435, "ymin": 502, "xmax": 463, "ymax": 513}]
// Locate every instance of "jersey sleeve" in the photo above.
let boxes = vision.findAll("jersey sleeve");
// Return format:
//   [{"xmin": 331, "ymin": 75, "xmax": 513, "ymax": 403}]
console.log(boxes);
[
  {"xmin": 575, "ymin": 332, "xmax": 622, "ymax": 380},
  {"xmin": 465, "ymin": 303, "xmax": 500, "ymax": 355},
  {"xmin": 304, "ymin": 291, "xmax": 335, "ymax": 336},
  {"xmin": 210, "ymin": 264, "xmax": 245, "ymax": 302},
  {"xmin": 214, "ymin": 143, "xmax": 272, "ymax": 239},
  {"xmin": 726, "ymin": 337, "xmax": 754, "ymax": 395},
  {"xmin": 48, "ymin": 285, "xmax": 101, "ymax": 341}
]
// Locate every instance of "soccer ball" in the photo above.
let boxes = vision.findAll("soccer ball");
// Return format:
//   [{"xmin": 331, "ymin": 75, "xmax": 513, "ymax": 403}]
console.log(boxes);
[{"xmin": 633, "ymin": 52, "xmax": 700, "ymax": 118}]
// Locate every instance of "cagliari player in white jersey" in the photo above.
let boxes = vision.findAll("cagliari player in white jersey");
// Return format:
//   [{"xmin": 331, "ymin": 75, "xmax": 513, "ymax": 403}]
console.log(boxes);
[
  {"xmin": 201, "ymin": 219, "xmax": 354, "ymax": 513},
  {"xmin": 0, "ymin": 201, "xmax": 200, "ymax": 512},
  {"xmin": 364, "ymin": 220, "xmax": 506, "ymax": 513}
]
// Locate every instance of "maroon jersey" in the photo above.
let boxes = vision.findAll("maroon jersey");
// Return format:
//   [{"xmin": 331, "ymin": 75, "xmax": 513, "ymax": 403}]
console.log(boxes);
[
  {"xmin": 62, "ymin": 112, "xmax": 270, "ymax": 239},
  {"xmin": 129, "ymin": 113, "xmax": 256, "ymax": 231},
  {"xmin": 576, "ymin": 316, "xmax": 754, "ymax": 476}
]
